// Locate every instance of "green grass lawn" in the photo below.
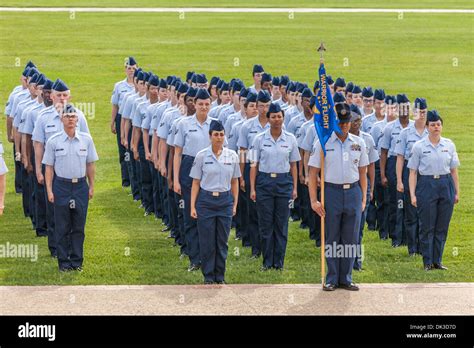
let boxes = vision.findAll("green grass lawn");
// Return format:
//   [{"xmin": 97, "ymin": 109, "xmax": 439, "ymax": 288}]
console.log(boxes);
[
  {"xmin": 0, "ymin": 9, "xmax": 472, "ymax": 285},
  {"xmin": 0, "ymin": 0, "xmax": 473, "ymax": 9}
]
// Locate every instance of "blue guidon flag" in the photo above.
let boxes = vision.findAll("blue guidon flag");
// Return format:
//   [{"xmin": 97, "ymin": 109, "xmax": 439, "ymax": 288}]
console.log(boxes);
[{"xmin": 312, "ymin": 63, "xmax": 341, "ymax": 156}]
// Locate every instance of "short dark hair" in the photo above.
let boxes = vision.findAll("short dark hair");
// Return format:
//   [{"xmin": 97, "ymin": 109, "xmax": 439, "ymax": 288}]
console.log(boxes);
[
  {"xmin": 266, "ymin": 109, "xmax": 285, "ymax": 119},
  {"xmin": 426, "ymin": 116, "xmax": 443, "ymax": 125}
]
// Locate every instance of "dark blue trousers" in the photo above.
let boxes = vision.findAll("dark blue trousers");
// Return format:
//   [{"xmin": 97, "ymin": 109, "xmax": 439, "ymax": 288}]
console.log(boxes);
[
  {"xmin": 238, "ymin": 187, "xmax": 251, "ymax": 247},
  {"xmin": 126, "ymin": 126, "xmax": 140, "ymax": 200},
  {"xmin": 160, "ymin": 174, "xmax": 170, "ymax": 226},
  {"xmin": 324, "ymin": 183, "xmax": 362, "ymax": 286},
  {"xmin": 42, "ymin": 165, "xmax": 56, "ymax": 256},
  {"xmin": 354, "ymin": 180, "xmax": 371, "ymax": 270},
  {"xmin": 53, "ymin": 177, "xmax": 89, "ymax": 269},
  {"xmin": 374, "ymin": 160, "xmax": 389, "ymax": 239},
  {"xmin": 180, "ymin": 155, "xmax": 200, "ymax": 266},
  {"xmin": 256, "ymin": 172, "xmax": 292, "ymax": 269},
  {"xmin": 115, "ymin": 114, "xmax": 130, "ymax": 187},
  {"xmin": 196, "ymin": 190, "xmax": 233, "ymax": 282},
  {"xmin": 244, "ymin": 163, "xmax": 260, "ymax": 256},
  {"xmin": 416, "ymin": 175, "xmax": 455, "ymax": 266},
  {"xmin": 13, "ymin": 144, "xmax": 22, "ymax": 193},
  {"xmin": 32, "ymin": 154, "xmax": 47, "ymax": 236},
  {"xmin": 402, "ymin": 161, "xmax": 420, "ymax": 254},
  {"xmin": 175, "ymin": 192, "xmax": 186, "ymax": 255},
  {"xmin": 20, "ymin": 165, "xmax": 31, "ymax": 219},
  {"xmin": 138, "ymin": 139, "xmax": 153, "ymax": 213},
  {"xmin": 386, "ymin": 157, "xmax": 404, "ymax": 245}
]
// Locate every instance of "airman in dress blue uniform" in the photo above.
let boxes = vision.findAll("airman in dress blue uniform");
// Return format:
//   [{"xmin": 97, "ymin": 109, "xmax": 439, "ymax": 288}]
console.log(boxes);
[
  {"xmin": 249, "ymin": 103, "xmax": 300, "ymax": 271},
  {"xmin": 43, "ymin": 104, "xmax": 98, "ymax": 272},
  {"xmin": 190, "ymin": 120, "xmax": 240, "ymax": 284},
  {"xmin": 408, "ymin": 110, "xmax": 460, "ymax": 271},
  {"xmin": 308, "ymin": 103, "xmax": 369, "ymax": 291}
]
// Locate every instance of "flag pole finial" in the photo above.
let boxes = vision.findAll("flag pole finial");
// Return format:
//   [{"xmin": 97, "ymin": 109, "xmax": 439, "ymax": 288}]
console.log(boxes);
[{"xmin": 317, "ymin": 42, "xmax": 326, "ymax": 64}]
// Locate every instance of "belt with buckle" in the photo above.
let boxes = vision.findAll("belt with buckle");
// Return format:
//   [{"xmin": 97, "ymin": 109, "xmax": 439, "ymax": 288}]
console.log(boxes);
[
  {"xmin": 325, "ymin": 182, "xmax": 359, "ymax": 190},
  {"xmin": 421, "ymin": 174, "xmax": 450, "ymax": 180},
  {"xmin": 201, "ymin": 189, "xmax": 231, "ymax": 197},
  {"xmin": 55, "ymin": 176, "xmax": 86, "ymax": 184},
  {"xmin": 259, "ymin": 172, "xmax": 289, "ymax": 178}
]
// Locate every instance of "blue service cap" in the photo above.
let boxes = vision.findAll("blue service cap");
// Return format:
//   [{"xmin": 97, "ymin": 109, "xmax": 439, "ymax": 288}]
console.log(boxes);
[
  {"xmin": 352, "ymin": 85, "xmax": 362, "ymax": 94},
  {"xmin": 327, "ymin": 75, "xmax": 334, "ymax": 85},
  {"xmin": 148, "ymin": 74, "xmax": 159, "ymax": 87},
  {"xmin": 210, "ymin": 76, "xmax": 220, "ymax": 86},
  {"xmin": 232, "ymin": 80, "xmax": 244, "ymax": 92},
  {"xmin": 158, "ymin": 78, "xmax": 168, "ymax": 89},
  {"xmin": 196, "ymin": 73, "xmax": 207, "ymax": 84},
  {"xmin": 253, "ymin": 64, "xmax": 264, "ymax": 74},
  {"xmin": 384, "ymin": 95, "xmax": 397, "ymax": 105},
  {"xmin": 125, "ymin": 56, "xmax": 137, "ymax": 66},
  {"xmin": 186, "ymin": 71, "xmax": 195, "ymax": 81},
  {"xmin": 301, "ymin": 87, "xmax": 313, "ymax": 99},
  {"xmin": 195, "ymin": 88, "xmax": 211, "ymax": 100},
  {"xmin": 374, "ymin": 89, "xmax": 385, "ymax": 101},
  {"xmin": 220, "ymin": 81, "xmax": 230, "ymax": 92},
  {"xmin": 287, "ymin": 82, "xmax": 297, "ymax": 93},
  {"xmin": 209, "ymin": 120, "xmax": 225, "ymax": 132},
  {"xmin": 186, "ymin": 87, "xmax": 198, "ymax": 98},
  {"xmin": 177, "ymin": 82, "xmax": 189, "ymax": 94},
  {"xmin": 313, "ymin": 80, "xmax": 320, "ymax": 90},
  {"xmin": 350, "ymin": 104, "xmax": 362, "ymax": 119},
  {"xmin": 52, "ymin": 78, "xmax": 69, "ymax": 92},
  {"xmin": 272, "ymin": 76, "xmax": 280, "ymax": 86},
  {"xmin": 245, "ymin": 92, "xmax": 257, "ymax": 103},
  {"xmin": 336, "ymin": 103, "xmax": 352, "ymax": 123},
  {"xmin": 261, "ymin": 73, "xmax": 272, "ymax": 83},
  {"xmin": 191, "ymin": 73, "xmax": 198, "ymax": 84},
  {"xmin": 309, "ymin": 95, "xmax": 317, "ymax": 109},
  {"xmin": 396, "ymin": 93, "xmax": 410, "ymax": 104},
  {"xmin": 136, "ymin": 71, "xmax": 145, "ymax": 81},
  {"xmin": 280, "ymin": 75, "xmax": 289, "ymax": 86},
  {"xmin": 346, "ymin": 82, "xmax": 354, "ymax": 93},
  {"xmin": 216, "ymin": 79, "xmax": 224, "ymax": 90},
  {"xmin": 333, "ymin": 92, "xmax": 346, "ymax": 104},
  {"xmin": 362, "ymin": 87, "xmax": 374, "ymax": 98},
  {"xmin": 22, "ymin": 67, "xmax": 31, "ymax": 77},
  {"xmin": 427, "ymin": 109, "xmax": 441, "ymax": 122},
  {"xmin": 29, "ymin": 73, "xmax": 40, "ymax": 84},
  {"xmin": 133, "ymin": 68, "xmax": 142, "ymax": 78},
  {"xmin": 335, "ymin": 77, "xmax": 346, "ymax": 88},
  {"xmin": 297, "ymin": 83, "xmax": 307, "ymax": 94},
  {"xmin": 25, "ymin": 60, "xmax": 36, "ymax": 69},
  {"xmin": 240, "ymin": 87, "xmax": 249, "ymax": 99},
  {"xmin": 35, "ymin": 74, "xmax": 46, "ymax": 86},
  {"xmin": 257, "ymin": 90, "xmax": 271, "ymax": 103},
  {"xmin": 266, "ymin": 102, "xmax": 282, "ymax": 116},
  {"xmin": 27, "ymin": 67, "xmax": 39, "ymax": 78},
  {"xmin": 43, "ymin": 79, "xmax": 54, "ymax": 90},
  {"xmin": 141, "ymin": 72, "xmax": 150, "ymax": 82},
  {"xmin": 414, "ymin": 97, "xmax": 427, "ymax": 110},
  {"xmin": 60, "ymin": 103, "xmax": 77, "ymax": 115}
]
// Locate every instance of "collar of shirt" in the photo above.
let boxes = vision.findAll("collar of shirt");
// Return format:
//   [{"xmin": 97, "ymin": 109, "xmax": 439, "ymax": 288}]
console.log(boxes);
[
  {"xmin": 59, "ymin": 130, "xmax": 81, "ymax": 142},
  {"xmin": 191, "ymin": 115, "xmax": 212, "ymax": 127},
  {"xmin": 423, "ymin": 136, "xmax": 447, "ymax": 149},
  {"xmin": 329, "ymin": 131, "xmax": 356, "ymax": 145},
  {"xmin": 263, "ymin": 128, "xmax": 287, "ymax": 143}
]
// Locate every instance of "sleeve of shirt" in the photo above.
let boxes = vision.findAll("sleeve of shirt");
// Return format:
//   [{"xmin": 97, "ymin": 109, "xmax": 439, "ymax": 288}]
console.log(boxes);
[
  {"xmin": 367, "ymin": 136, "xmax": 379, "ymax": 163},
  {"xmin": 379, "ymin": 124, "xmax": 392, "ymax": 150},
  {"xmin": 157, "ymin": 113, "xmax": 170, "ymax": 139},
  {"xmin": 141, "ymin": 106, "xmax": 153, "ymax": 130},
  {"xmin": 450, "ymin": 142, "xmax": 461, "ymax": 169},
  {"xmin": 232, "ymin": 153, "xmax": 242, "ymax": 178},
  {"xmin": 32, "ymin": 116, "xmax": 45, "ymax": 144},
  {"xmin": 86, "ymin": 137, "xmax": 99, "ymax": 163},
  {"xmin": 407, "ymin": 143, "xmax": 421, "ymax": 171},
  {"xmin": 173, "ymin": 119, "xmax": 186, "ymax": 149},
  {"xmin": 394, "ymin": 129, "xmax": 407, "ymax": 156},
  {"xmin": 23, "ymin": 110, "xmax": 35, "ymax": 135},
  {"xmin": 308, "ymin": 141, "xmax": 322, "ymax": 168},
  {"xmin": 132, "ymin": 105, "xmax": 142, "ymax": 128},
  {"xmin": 358, "ymin": 141, "xmax": 369, "ymax": 167},
  {"xmin": 237, "ymin": 123, "xmax": 249, "ymax": 149},
  {"xmin": 42, "ymin": 138, "xmax": 55, "ymax": 166},
  {"xmin": 248, "ymin": 134, "xmax": 260, "ymax": 163},
  {"xmin": 224, "ymin": 116, "xmax": 233, "ymax": 136},
  {"xmin": 370, "ymin": 126, "xmax": 380, "ymax": 149},
  {"xmin": 111, "ymin": 83, "xmax": 119, "ymax": 105},
  {"xmin": 121, "ymin": 99, "xmax": 132, "ymax": 119},
  {"xmin": 289, "ymin": 136, "xmax": 302, "ymax": 162},
  {"xmin": 5, "ymin": 91, "xmax": 15, "ymax": 115},
  {"xmin": 189, "ymin": 152, "xmax": 203, "ymax": 180},
  {"xmin": 79, "ymin": 113, "xmax": 90, "ymax": 134}
]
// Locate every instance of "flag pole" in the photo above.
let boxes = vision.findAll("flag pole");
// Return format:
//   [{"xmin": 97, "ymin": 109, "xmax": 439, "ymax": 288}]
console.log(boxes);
[{"xmin": 317, "ymin": 42, "xmax": 326, "ymax": 287}]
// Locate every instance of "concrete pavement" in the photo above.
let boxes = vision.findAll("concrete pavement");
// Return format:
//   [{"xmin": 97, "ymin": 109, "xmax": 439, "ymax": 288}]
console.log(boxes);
[{"xmin": 0, "ymin": 283, "xmax": 472, "ymax": 315}]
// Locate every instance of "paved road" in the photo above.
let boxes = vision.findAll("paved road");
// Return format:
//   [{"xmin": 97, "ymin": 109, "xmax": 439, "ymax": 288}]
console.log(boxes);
[{"xmin": 1, "ymin": 283, "xmax": 472, "ymax": 315}]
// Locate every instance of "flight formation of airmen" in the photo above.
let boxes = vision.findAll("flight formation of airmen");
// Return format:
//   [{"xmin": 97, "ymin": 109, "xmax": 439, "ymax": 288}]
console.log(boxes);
[{"xmin": 2, "ymin": 58, "xmax": 460, "ymax": 290}]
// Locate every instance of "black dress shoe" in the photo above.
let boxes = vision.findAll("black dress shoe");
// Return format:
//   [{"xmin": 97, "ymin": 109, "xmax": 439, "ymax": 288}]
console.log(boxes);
[
  {"xmin": 433, "ymin": 263, "xmax": 448, "ymax": 270},
  {"xmin": 339, "ymin": 282, "xmax": 359, "ymax": 291},
  {"xmin": 161, "ymin": 226, "xmax": 171, "ymax": 232},
  {"xmin": 216, "ymin": 280, "xmax": 226, "ymax": 285},
  {"xmin": 204, "ymin": 280, "xmax": 214, "ymax": 285},
  {"xmin": 72, "ymin": 266, "xmax": 83, "ymax": 272},
  {"xmin": 322, "ymin": 284, "xmax": 337, "ymax": 291},
  {"xmin": 424, "ymin": 264, "xmax": 433, "ymax": 271},
  {"xmin": 59, "ymin": 267, "xmax": 72, "ymax": 272},
  {"xmin": 250, "ymin": 254, "xmax": 260, "ymax": 260},
  {"xmin": 188, "ymin": 264, "xmax": 201, "ymax": 272},
  {"xmin": 392, "ymin": 243, "xmax": 401, "ymax": 248},
  {"xmin": 260, "ymin": 266, "xmax": 271, "ymax": 272}
]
